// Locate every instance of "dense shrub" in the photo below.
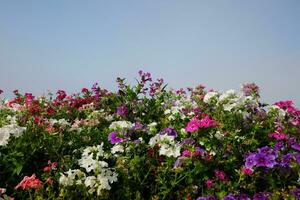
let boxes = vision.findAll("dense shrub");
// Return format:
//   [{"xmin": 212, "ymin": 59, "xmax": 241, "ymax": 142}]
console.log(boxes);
[{"xmin": 0, "ymin": 71, "xmax": 299, "ymax": 200}]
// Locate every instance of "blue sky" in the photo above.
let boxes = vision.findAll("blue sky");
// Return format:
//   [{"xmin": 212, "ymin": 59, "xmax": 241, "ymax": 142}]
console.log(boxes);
[{"xmin": 0, "ymin": 0, "xmax": 299, "ymax": 106}]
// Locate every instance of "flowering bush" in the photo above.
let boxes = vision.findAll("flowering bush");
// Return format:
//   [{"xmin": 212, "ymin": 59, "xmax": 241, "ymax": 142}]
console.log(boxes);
[{"xmin": 0, "ymin": 71, "xmax": 300, "ymax": 200}]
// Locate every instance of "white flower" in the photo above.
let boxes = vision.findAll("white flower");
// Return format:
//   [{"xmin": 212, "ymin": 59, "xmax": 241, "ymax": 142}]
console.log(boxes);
[
  {"xmin": 149, "ymin": 134, "xmax": 181, "ymax": 158},
  {"xmin": 105, "ymin": 115, "xmax": 114, "ymax": 122},
  {"xmin": 109, "ymin": 121, "xmax": 133, "ymax": 131},
  {"xmin": 59, "ymin": 169, "xmax": 85, "ymax": 186},
  {"xmin": 111, "ymin": 144, "xmax": 124, "ymax": 154},
  {"xmin": 0, "ymin": 124, "xmax": 26, "ymax": 146},
  {"xmin": 149, "ymin": 134, "xmax": 160, "ymax": 147},
  {"xmin": 60, "ymin": 143, "xmax": 118, "ymax": 196},
  {"xmin": 218, "ymin": 89, "xmax": 236, "ymax": 102},
  {"xmin": 203, "ymin": 92, "xmax": 218, "ymax": 103},
  {"xmin": 214, "ymin": 131, "xmax": 224, "ymax": 140},
  {"xmin": 159, "ymin": 143, "xmax": 181, "ymax": 158},
  {"xmin": 148, "ymin": 122, "xmax": 157, "ymax": 128},
  {"xmin": 267, "ymin": 105, "xmax": 286, "ymax": 119},
  {"xmin": 0, "ymin": 131, "xmax": 10, "ymax": 146},
  {"xmin": 84, "ymin": 176, "xmax": 96, "ymax": 188},
  {"xmin": 164, "ymin": 109, "xmax": 171, "ymax": 115}
]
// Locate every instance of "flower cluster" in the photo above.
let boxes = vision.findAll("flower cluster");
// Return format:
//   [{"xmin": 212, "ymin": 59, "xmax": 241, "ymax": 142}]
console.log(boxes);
[
  {"xmin": 15, "ymin": 174, "xmax": 42, "ymax": 190},
  {"xmin": 0, "ymin": 116, "xmax": 26, "ymax": 146},
  {"xmin": 0, "ymin": 71, "xmax": 299, "ymax": 200},
  {"xmin": 245, "ymin": 146, "xmax": 278, "ymax": 169},
  {"xmin": 59, "ymin": 143, "xmax": 118, "ymax": 196}
]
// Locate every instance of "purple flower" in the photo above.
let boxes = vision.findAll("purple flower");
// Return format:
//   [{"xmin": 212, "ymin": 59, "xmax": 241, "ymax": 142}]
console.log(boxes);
[
  {"xmin": 196, "ymin": 197, "xmax": 207, "ymax": 200},
  {"xmin": 207, "ymin": 195, "xmax": 218, "ymax": 200},
  {"xmin": 294, "ymin": 154, "xmax": 300, "ymax": 164},
  {"xmin": 108, "ymin": 132, "xmax": 124, "ymax": 144},
  {"xmin": 133, "ymin": 122, "xmax": 143, "ymax": 130},
  {"xmin": 245, "ymin": 153, "xmax": 257, "ymax": 168},
  {"xmin": 291, "ymin": 143, "xmax": 300, "ymax": 151},
  {"xmin": 235, "ymin": 193, "xmax": 251, "ymax": 200},
  {"xmin": 280, "ymin": 154, "xmax": 293, "ymax": 167},
  {"xmin": 222, "ymin": 194, "xmax": 236, "ymax": 200},
  {"xmin": 116, "ymin": 104, "xmax": 128, "ymax": 116},
  {"xmin": 133, "ymin": 139, "xmax": 141, "ymax": 144},
  {"xmin": 255, "ymin": 153, "xmax": 277, "ymax": 168},
  {"xmin": 197, "ymin": 195, "xmax": 218, "ymax": 200},
  {"xmin": 173, "ymin": 156, "xmax": 186, "ymax": 169},
  {"xmin": 274, "ymin": 141, "xmax": 284, "ymax": 152},
  {"xmin": 288, "ymin": 137, "xmax": 300, "ymax": 151},
  {"xmin": 160, "ymin": 127, "xmax": 178, "ymax": 137},
  {"xmin": 194, "ymin": 146, "xmax": 205, "ymax": 156},
  {"xmin": 181, "ymin": 138, "xmax": 195, "ymax": 145},
  {"xmin": 292, "ymin": 188, "xmax": 300, "ymax": 200},
  {"xmin": 258, "ymin": 146, "xmax": 277, "ymax": 157},
  {"xmin": 253, "ymin": 192, "xmax": 271, "ymax": 200}
]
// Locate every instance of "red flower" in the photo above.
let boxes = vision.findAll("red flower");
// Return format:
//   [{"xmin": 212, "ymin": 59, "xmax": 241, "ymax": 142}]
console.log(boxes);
[
  {"xmin": 81, "ymin": 88, "xmax": 89, "ymax": 93},
  {"xmin": 43, "ymin": 166, "xmax": 51, "ymax": 173},
  {"xmin": 15, "ymin": 174, "xmax": 42, "ymax": 190}
]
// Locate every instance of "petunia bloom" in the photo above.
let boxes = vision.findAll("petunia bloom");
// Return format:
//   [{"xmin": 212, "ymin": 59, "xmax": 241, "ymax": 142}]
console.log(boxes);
[
  {"xmin": 15, "ymin": 174, "xmax": 42, "ymax": 190},
  {"xmin": 108, "ymin": 132, "xmax": 124, "ymax": 144}
]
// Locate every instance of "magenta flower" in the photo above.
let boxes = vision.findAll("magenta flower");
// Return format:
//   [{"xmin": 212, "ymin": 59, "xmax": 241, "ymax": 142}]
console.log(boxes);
[
  {"xmin": 268, "ymin": 131, "xmax": 288, "ymax": 140},
  {"xmin": 199, "ymin": 116, "xmax": 217, "ymax": 128},
  {"xmin": 205, "ymin": 179, "xmax": 214, "ymax": 188},
  {"xmin": 182, "ymin": 150, "xmax": 192, "ymax": 157},
  {"xmin": 274, "ymin": 100, "xmax": 294, "ymax": 110},
  {"xmin": 116, "ymin": 104, "xmax": 128, "ymax": 116},
  {"xmin": 185, "ymin": 118, "xmax": 201, "ymax": 132},
  {"xmin": 241, "ymin": 167, "xmax": 254, "ymax": 175},
  {"xmin": 214, "ymin": 169, "xmax": 226, "ymax": 181},
  {"xmin": 108, "ymin": 132, "xmax": 124, "ymax": 144}
]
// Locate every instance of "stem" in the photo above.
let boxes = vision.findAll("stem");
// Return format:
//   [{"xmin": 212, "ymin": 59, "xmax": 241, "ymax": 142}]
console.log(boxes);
[{"xmin": 28, "ymin": 190, "xmax": 33, "ymax": 200}]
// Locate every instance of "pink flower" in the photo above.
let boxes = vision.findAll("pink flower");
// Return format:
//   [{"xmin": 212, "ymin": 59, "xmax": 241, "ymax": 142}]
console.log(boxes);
[
  {"xmin": 268, "ymin": 129, "xmax": 288, "ymax": 140},
  {"xmin": 205, "ymin": 179, "xmax": 214, "ymax": 188},
  {"xmin": 185, "ymin": 118, "xmax": 201, "ymax": 132},
  {"xmin": 214, "ymin": 170, "xmax": 226, "ymax": 181},
  {"xmin": 199, "ymin": 116, "xmax": 217, "ymax": 128},
  {"xmin": 43, "ymin": 160, "xmax": 58, "ymax": 172},
  {"xmin": 274, "ymin": 100, "xmax": 294, "ymax": 109},
  {"xmin": 43, "ymin": 166, "xmax": 51, "ymax": 173},
  {"xmin": 15, "ymin": 174, "xmax": 42, "ymax": 190},
  {"xmin": 241, "ymin": 167, "xmax": 254, "ymax": 174},
  {"xmin": 0, "ymin": 188, "xmax": 6, "ymax": 194}
]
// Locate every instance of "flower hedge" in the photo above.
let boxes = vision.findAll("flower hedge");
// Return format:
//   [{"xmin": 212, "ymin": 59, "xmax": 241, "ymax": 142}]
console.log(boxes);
[{"xmin": 0, "ymin": 71, "xmax": 299, "ymax": 200}]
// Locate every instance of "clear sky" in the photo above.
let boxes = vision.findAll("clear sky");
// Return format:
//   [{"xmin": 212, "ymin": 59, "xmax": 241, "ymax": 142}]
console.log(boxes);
[{"xmin": 0, "ymin": 0, "xmax": 299, "ymax": 107}]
